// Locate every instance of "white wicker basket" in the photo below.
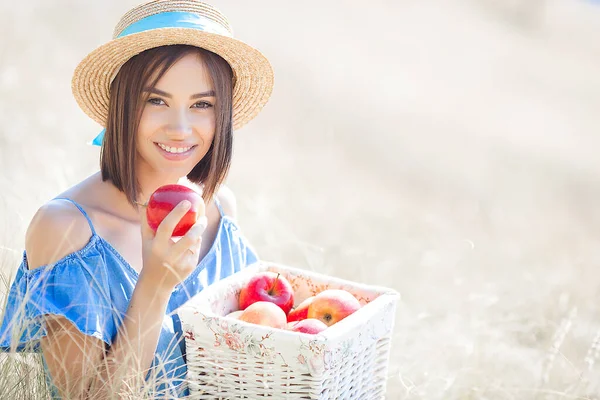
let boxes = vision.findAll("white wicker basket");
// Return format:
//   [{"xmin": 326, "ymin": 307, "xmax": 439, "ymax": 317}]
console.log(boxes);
[{"xmin": 178, "ymin": 261, "xmax": 400, "ymax": 399}]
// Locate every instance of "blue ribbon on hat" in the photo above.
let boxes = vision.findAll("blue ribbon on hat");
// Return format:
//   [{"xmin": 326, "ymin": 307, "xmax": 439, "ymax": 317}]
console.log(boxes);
[
  {"xmin": 89, "ymin": 129, "xmax": 105, "ymax": 146},
  {"xmin": 119, "ymin": 11, "xmax": 231, "ymax": 38},
  {"xmin": 89, "ymin": 11, "xmax": 231, "ymax": 146}
]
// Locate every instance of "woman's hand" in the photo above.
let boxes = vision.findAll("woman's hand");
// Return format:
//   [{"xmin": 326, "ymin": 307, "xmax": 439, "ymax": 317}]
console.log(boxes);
[{"xmin": 138, "ymin": 200, "xmax": 208, "ymax": 293}]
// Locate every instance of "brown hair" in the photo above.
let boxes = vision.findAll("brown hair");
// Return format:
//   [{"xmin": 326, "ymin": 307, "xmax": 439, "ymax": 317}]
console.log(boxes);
[{"xmin": 100, "ymin": 44, "xmax": 234, "ymax": 205}]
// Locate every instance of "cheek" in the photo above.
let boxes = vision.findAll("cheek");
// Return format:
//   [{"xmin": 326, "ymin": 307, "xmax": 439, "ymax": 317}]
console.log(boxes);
[
  {"xmin": 138, "ymin": 109, "xmax": 160, "ymax": 138},
  {"xmin": 195, "ymin": 116, "xmax": 217, "ymax": 144}
]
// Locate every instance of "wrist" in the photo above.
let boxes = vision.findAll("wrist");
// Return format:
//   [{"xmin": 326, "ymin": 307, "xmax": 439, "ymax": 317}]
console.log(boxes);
[{"xmin": 136, "ymin": 273, "xmax": 174, "ymax": 302}]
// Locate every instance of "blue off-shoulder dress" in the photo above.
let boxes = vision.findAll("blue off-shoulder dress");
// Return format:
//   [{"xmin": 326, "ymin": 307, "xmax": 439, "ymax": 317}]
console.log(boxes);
[{"xmin": 0, "ymin": 197, "xmax": 258, "ymax": 398}]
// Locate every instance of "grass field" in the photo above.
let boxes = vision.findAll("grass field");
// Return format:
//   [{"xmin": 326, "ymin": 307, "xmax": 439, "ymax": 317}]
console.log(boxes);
[{"xmin": 1, "ymin": 0, "xmax": 600, "ymax": 398}]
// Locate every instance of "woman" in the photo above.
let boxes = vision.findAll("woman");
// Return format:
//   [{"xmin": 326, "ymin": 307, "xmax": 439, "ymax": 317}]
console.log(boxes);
[{"xmin": 0, "ymin": 1, "xmax": 274, "ymax": 398}]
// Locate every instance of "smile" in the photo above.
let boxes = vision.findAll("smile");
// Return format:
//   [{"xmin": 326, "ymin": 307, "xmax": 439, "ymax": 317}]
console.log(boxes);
[
  {"xmin": 156, "ymin": 143, "xmax": 195, "ymax": 153},
  {"xmin": 154, "ymin": 142, "xmax": 197, "ymax": 161}
]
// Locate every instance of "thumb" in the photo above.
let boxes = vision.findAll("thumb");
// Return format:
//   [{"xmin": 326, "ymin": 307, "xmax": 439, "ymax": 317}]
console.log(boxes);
[{"xmin": 139, "ymin": 204, "xmax": 155, "ymax": 240}]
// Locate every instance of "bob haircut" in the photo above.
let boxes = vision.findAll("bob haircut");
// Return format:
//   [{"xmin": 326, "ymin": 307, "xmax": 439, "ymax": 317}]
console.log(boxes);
[{"xmin": 100, "ymin": 44, "xmax": 234, "ymax": 205}]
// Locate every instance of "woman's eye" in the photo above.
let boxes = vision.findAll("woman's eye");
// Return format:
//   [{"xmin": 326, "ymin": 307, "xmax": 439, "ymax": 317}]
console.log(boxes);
[
  {"xmin": 148, "ymin": 98, "xmax": 165, "ymax": 106},
  {"xmin": 192, "ymin": 101, "xmax": 213, "ymax": 109}
]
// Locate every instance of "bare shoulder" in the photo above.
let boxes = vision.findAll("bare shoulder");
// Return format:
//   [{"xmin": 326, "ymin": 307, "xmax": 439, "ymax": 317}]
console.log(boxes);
[
  {"xmin": 216, "ymin": 184, "xmax": 237, "ymax": 218},
  {"xmin": 25, "ymin": 199, "xmax": 94, "ymax": 270}
]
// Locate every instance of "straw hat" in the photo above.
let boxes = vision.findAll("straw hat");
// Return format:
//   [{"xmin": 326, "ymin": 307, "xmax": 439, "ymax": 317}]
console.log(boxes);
[{"xmin": 72, "ymin": 0, "xmax": 274, "ymax": 145}]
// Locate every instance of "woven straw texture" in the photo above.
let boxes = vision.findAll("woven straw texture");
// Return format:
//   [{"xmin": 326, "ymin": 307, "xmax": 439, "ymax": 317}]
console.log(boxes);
[
  {"xmin": 178, "ymin": 262, "xmax": 400, "ymax": 399},
  {"xmin": 113, "ymin": 0, "xmax": 233, "ymax": 38},
  {"xmin": 71, "ymin": 0, "xmax": 274, "ymax": 131}
]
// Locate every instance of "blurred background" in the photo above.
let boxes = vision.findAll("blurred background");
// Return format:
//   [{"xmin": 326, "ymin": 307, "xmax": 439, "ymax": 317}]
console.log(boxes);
[{"xmin": 1, "ymin": 0, "xmax": 600, "ymax": 398}]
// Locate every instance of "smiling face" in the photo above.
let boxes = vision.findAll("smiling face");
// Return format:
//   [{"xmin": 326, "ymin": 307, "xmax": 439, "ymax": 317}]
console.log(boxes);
[
  {"xmin": 101, "ymin": 44, "xmax": 234, "ymax": 206},
  {"xmin": 136, "ymin": 52, "xmax": 216, "ymax": 181}
]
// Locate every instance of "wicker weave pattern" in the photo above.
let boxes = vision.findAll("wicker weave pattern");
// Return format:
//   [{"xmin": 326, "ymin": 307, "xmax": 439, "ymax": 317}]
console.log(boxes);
[
  {"xmin": 179, "ymin": 262, "xmax": 399, "ymax": 399},
  {"xmin": 113, "ymin": 0, "xmax": 233, "ymax": 38}
]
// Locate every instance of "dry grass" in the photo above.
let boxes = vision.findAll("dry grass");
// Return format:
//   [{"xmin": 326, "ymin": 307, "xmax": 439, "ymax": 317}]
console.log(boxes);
[{"xmin": 1, "ymin": 0, "xmax": 600, "ymax": 398}]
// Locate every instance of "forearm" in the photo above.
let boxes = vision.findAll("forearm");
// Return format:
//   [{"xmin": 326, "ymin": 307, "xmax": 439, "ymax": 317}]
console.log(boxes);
[{"xmin": 87, "ymin": 276, "xmax": 172, "ymax": 398}]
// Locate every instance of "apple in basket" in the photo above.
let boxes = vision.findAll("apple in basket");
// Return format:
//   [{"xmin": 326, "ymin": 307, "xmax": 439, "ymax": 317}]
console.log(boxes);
[
  {"xmin": 287, "ymin": 296, "xmax": 315, "ymax": 323},
  {"xmin": 146, "ymin": 184, "xmax": 205, "ymax": 237},
  {"xmin": 239, "ymin": 271, "xmax": 294, "ymax": 314},
  {"xmin": 238, "ymin": 301, "xmax": 287, "ymax": 329},
  {"xmin": 287, "ymin": 318, "xmax": 328, "ymax": 334},
  {"xmin": 307, "ymin": 289, "xmax": 362, "ymax": 327},
  {"xmin": 225, "ymin": 310, "xmax": 243, "ymax": 320}
]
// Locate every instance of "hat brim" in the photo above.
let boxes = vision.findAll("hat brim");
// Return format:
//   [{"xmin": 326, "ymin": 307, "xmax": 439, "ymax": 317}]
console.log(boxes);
[{"xmin": 71, "ymin": 28, "xmax": 274, "ymax": 131}]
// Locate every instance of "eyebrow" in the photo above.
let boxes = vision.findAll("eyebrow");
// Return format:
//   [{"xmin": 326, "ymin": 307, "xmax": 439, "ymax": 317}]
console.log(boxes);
[{"xmin": 144, "ymin": 87, "xmax": 216, "ymax": 99}]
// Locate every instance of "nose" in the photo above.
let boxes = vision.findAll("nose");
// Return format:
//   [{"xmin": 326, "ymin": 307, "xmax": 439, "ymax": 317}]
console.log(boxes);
[{"xmin": 166, "ymin": 108, "xmax": 193, "ymax": 138}]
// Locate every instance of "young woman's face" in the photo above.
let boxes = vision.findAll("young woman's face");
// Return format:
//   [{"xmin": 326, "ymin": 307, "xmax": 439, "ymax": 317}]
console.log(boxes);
[{"xmin": 136, "ymin": 52, "xmax": 216, "ymax": 178}]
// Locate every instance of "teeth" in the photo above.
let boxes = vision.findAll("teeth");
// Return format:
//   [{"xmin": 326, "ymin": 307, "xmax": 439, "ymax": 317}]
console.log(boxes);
[{"xmin": 157, "ymin": 143, "xmax": 193, "ymax": 153}]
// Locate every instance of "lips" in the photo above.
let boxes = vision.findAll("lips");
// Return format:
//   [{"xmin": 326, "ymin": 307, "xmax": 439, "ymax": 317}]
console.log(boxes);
[
  {"xmin": 156, "ymin": 142, "xmax": 196, "ymax": 153},
  {"xmin": 154, "ymin": 142, "xmax": 197, "ymax": 161}
]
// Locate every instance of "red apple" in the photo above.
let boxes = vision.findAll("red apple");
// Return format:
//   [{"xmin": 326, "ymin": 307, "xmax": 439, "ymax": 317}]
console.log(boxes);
[
  {"xmin": 238, "ymin": 301, "xmax": 287, "ymax": 329},
  {"xmin": 287, "ymin": 318, "xmax": 328, "ymax": 334},
  {"xmin": 239, "ymin": 272, "xmax": 294, "ymax": 314},
  {"xmin": 307, "ymin": 289, "xmax": 361, "ymax": 327},
  {"xmin": 146, "ymin": 184, "xmax": 205, "ymax": 237},
  {"xmin": 287, "ymin": 296, "xmax": 315, "ymax": 322}
]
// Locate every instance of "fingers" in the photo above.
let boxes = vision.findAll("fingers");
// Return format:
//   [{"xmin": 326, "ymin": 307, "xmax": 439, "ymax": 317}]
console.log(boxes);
[
  {"xmin": 155, "ymin": 200, "xmax": 192, "ymax": 242},
  {"xmin": 171, "ymin": 216, "xmax": 207, "ymax": 258}
]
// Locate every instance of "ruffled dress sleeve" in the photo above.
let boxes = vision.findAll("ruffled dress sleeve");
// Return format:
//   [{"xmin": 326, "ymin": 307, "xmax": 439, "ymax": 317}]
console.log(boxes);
[
  {"xmin": 241, "ymin": 232, "xmax": 259, "ymax": 267},
  {"xmin": 0, "ymin": 249, "xmax": 117, "ymax": 352}
]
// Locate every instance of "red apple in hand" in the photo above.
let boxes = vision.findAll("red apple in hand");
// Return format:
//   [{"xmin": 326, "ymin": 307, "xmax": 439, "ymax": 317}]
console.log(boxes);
[
  {"xmin": 238, "ymin": 301, "xmax": 287, "ymax": 329},
  {"xmin": 239, "ymin": 272, "xmax": 295, "ymax": 314},
  {"xmin": 287, "ymin": 296, "xmax": 315, "ymax": 322},
  {"xmin": 287, "ymin": 318, "xmax": 328, "ymax": 334},
  {"xmin": 146, "ymin": 184, "xmax": 205, "ymax": 237},
  {"xmin": 307, "ymin": 289, "xmax": 361, "ymax": 327}
]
